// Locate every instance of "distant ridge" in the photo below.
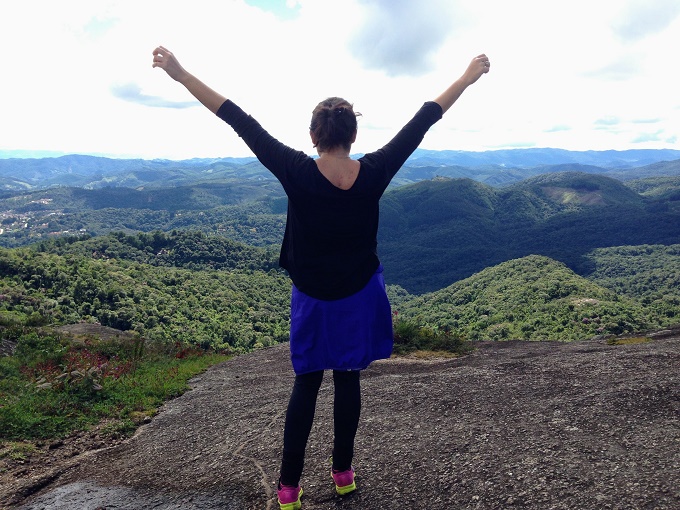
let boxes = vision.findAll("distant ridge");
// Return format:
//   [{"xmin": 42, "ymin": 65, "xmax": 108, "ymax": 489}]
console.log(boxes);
[
  {"xmin": 407, "ymin": 148, "xmax": 680, "ymax": 169},
  {"xmin": 3, "ymin": 147, "xmax": 679, "ymax": 168}
]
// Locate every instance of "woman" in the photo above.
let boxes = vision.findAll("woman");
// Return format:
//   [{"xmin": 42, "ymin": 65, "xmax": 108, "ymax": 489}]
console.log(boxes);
[{"xmin": 152, "ymin": 46, "xmax": 490, "ymax": 509}]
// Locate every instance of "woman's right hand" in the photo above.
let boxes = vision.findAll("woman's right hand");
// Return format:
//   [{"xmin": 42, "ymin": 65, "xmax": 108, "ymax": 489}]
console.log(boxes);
[
  {"xmin": 461, "ymin": 54, "xmax": 491, "ymax": 86},
  {"xmin": 150, "ymin": 45, "xmax": 227, "ymax": 114},
  {"xmin": 152, "ymin": 46, "xmax": 189, "ymax": 83},
  {"xmin": 433, "ymin": 53, "xmax": 491, "ymax": 113}
]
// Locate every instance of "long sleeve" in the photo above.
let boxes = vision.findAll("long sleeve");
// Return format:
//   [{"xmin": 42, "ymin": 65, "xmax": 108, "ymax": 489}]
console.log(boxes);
[{"xmin": 215, "ymin": 100, "xmax": 310, "ymax": 185}]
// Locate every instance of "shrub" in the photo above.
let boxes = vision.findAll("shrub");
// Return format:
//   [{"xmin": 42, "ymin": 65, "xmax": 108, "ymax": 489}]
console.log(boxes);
[
  {"xmin": 14, "ymin": 332, "xmax": 68, "ymax": 369},
  {"xmin": 393, "ymin": 314, "xmax": 470, "ymax": 355}
]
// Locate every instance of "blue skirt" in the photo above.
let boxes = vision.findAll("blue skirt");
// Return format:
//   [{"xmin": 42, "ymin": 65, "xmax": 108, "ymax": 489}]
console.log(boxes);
[{"xmin": 289, "ymin": 265, "xmax": 394, "ymax": 374}]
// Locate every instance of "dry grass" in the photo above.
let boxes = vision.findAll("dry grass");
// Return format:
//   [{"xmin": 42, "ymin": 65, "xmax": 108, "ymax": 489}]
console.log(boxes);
[{"xmin": 607, "ymin": 336, "xmax": 651, "ymax": 346}]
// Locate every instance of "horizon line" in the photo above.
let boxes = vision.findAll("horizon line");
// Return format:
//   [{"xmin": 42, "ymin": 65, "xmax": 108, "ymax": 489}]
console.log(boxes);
[{"xmin": 2, "ymin": 146, "xmax": 680, "ymax": 162}]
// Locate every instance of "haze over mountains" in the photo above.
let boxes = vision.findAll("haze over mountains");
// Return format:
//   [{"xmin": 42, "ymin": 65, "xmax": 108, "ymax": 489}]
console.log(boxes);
[{"xmin": 1, "ymin": 148, "xmax": 680, "ymax": 192}]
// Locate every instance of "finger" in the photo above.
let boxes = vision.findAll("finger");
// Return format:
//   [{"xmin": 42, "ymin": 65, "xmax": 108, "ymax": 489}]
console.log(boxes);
[
  {"xmin": 152, "ymin": 54, "xmax": 165, "ymax": 68},
  {"xmin": 153, "ymin": 46, "xmax": 171, "ymax": 58}
]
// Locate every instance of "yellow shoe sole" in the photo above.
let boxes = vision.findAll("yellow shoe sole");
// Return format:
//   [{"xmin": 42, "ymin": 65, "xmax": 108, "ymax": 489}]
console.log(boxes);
[
  {"xmin": 335, "ymin": 480, "xmax": 356, "ymax": 496},
  {"xmin": 278, "ymin": 487, "xmax": 303, "ymax": 510}
]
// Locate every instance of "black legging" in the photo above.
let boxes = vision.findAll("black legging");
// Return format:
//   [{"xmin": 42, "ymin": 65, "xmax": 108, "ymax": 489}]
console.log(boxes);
[{"xmin": 279, "ymin": 370, "xmax": 361, "ymax": 486}]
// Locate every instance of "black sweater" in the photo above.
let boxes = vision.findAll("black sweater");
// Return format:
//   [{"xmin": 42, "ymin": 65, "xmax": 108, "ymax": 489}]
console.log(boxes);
[{"xmin": 216, "ymin": 100, "xmax": 442, "ymax": 300}]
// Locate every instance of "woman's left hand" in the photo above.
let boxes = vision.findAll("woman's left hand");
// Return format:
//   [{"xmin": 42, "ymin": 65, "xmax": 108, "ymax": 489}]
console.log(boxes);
[{"xmin": 152, "ymin": 46, "xmax": 189, "ymax": 83}]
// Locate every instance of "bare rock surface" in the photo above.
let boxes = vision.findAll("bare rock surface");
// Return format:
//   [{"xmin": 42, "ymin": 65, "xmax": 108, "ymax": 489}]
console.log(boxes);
[{"xmin": 4, "ymin": 332, "xmax": 679, "ymax": 509}]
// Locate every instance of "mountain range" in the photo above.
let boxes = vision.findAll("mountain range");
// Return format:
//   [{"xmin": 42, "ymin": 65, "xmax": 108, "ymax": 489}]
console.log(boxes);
[{"xmin": 2, "ymin": 148, "xmax": 680, "ymax": 192}]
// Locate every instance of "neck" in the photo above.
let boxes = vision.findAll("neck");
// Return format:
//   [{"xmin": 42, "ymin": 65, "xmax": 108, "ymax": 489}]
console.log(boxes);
[{"xmin": 318, "ymin": 148, "xmax": 351, "ymax": 160}]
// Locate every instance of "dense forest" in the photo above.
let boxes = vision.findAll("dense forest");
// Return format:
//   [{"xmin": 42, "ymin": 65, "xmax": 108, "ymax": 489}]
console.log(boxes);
[
  {"xmin": 2, "ymin": 230, "xmax": 679, "ymax": 348},
  {"xmin": 3, "ymin": 171, "xmax": 680, "ymax": 295},
  {"xmin": 1, "ymin": 165, "xmax": 679, "ymax": 350},
  {"xmin": 0, "ymin": 238, "xmax": 291, "ymax": 353}
]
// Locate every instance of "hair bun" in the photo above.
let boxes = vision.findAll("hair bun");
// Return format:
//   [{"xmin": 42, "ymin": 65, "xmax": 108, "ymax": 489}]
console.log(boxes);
[{"xmin": 310, "ymin": 97, "xmax": 357, "ymax": 152}]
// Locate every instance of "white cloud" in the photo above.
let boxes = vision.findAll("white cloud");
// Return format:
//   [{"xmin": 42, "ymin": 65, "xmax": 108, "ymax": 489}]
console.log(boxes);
[
  {"xmin": 545, "ymin": 125, "xmax": 572, "ymax": 133},
  {"xmin": 632, "ymin": 131, "xmax": 666, "ymax": 144},
  {"xmin": 348, "ymin": 0, "xmax": 461, "ymax": 76},
  {"xmin": 583, "ymin": 57, "xmax": 642, "ymax": 81},
  {"xmin": 595, "ymin": 117, "xmax": 622, "ymax": 127},
  {"xmin": 111, "ymin": 83, "xmax": 199, "ymax": 108},
  {"xmin": 612, "ymin": 0, "xmax": 680, "ymax": 41},
  {"xmin": 1, "ymin": 0, "xmax": 679, "ymax": 159}
]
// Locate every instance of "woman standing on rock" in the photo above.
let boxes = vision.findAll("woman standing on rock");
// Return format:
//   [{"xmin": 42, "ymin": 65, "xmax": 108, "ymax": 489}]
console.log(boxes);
[{"xmin": 152, "ymin": 45, "xmax": 490, "ymax": 509}]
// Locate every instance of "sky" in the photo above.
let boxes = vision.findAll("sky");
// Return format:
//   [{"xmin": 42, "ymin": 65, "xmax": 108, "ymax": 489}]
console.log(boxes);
[{"xmin": 1, "ymin": 0, "xmax": 679, "ymax": 160}]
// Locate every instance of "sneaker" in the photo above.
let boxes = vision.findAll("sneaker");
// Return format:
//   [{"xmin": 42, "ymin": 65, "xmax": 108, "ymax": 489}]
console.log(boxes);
[
  {"xmin": 331, "ymin": 467, "xmax": 356, "ymax": 496},
  {"xmin": 277, "ymin": 482, "xmax": 303, "ymax": 510}
]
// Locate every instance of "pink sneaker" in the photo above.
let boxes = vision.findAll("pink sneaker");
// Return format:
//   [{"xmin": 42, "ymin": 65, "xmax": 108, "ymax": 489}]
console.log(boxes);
[
  {"xmin": 331, "ymin": 467, "xmax": 356, "ymax": 495},
  {"xmin": 277, "ymin": 482, "xmax": 303, "ymax": 510}
]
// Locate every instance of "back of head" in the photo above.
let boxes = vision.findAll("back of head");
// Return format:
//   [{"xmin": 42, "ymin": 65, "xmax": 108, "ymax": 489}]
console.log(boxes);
[{"xmin": 309, "ymin": 97, "xmax": 359, "ymax": 153}]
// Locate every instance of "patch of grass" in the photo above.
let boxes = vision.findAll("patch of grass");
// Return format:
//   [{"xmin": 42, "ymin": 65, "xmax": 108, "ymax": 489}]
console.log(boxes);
[
  {"xmin": 0, "ymin": 441, "xmax": 37, "ymax": 462},
  {"xmin": 606, "ymin": 336, "xmax": 651, "ymax": 346},
  {"xmin": 0, "ymin": 331, "xmax": 231, "ymax": 442},
  {"xmin": 98, "ymin": 418, "xmax": 137, "ymax": 439},
  {"xmin": 406, "ymin": 350, "xmax": 461, "ymax": 359}
]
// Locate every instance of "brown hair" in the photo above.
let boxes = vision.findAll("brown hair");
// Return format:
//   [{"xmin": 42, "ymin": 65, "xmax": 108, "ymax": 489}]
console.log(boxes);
[{"xmin": 309, "ymin": 97, "xmax": 360, "ymax": 152}]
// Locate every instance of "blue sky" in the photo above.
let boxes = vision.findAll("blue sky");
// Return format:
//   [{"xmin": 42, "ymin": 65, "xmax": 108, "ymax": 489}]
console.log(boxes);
[{"xmin": 1, "ymin": 0, "xmax": 679, "ymax": 159}]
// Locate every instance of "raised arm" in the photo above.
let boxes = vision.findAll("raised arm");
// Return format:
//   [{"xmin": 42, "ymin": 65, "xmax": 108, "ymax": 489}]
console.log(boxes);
[
  {"xmin": 434, "ymin": 54, "xmax": 490, "ymax": 114},
  {"xmin": 152, "ymin": 46, "xmax": 226, "ymax": 114}
]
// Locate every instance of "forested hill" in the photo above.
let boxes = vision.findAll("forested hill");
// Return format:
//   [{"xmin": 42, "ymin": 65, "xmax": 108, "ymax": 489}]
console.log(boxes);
[
  {"xmin": 34, "ymin": 230, "xmax": 280, "ymax": 272},
  {"xmin": 391, "ymin": 253, "xmax": 679, "ymax": 341},
  {"xmin": 378, "ymin": 172, "xmax": 680, "ymax": 293},
  {"xmin": 0, "ymin": 239, "xmax": 291, "ymax": 352}
]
